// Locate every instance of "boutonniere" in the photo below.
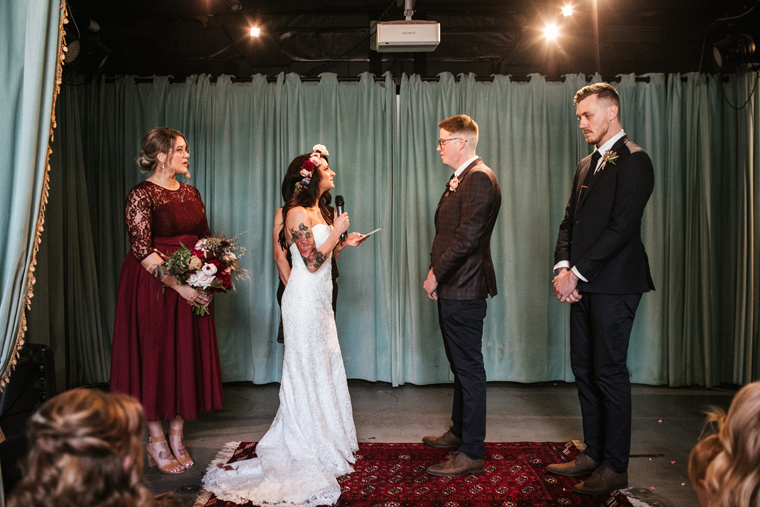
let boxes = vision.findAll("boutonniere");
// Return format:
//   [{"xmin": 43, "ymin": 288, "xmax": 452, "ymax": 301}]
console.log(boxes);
[
  {"xmin": 599, "ymin": 150, "xmax": 619, "ymax": 172},
  {"xmin": 447, "ymin": 176, "xmax": 460, "ymax": 193}
]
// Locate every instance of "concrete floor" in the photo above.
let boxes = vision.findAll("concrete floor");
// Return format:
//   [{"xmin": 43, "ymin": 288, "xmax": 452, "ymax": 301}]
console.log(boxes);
[{"xmin": 144, "ymin": 381, "xmax": 736, "ymax": 507}]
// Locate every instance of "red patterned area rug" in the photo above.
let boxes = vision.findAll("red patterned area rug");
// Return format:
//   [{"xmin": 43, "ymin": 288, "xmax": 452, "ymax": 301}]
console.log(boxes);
[{"xmin": 200, "ymin": 441, "xmax": 633, "ymax": 507}]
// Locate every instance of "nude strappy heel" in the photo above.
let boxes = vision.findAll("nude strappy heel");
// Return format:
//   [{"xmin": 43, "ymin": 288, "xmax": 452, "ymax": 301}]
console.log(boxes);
[
  {"xmin": 168, "ymin": 428, "xmax": 194, "ymax": 469},
  {"xmin": 146, "ymin": 434, "xmax": 185, "ymax": 474}
]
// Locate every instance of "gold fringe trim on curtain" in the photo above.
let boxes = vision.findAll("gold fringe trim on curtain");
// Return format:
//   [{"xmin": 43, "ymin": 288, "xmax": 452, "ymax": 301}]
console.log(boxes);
[{"xmin": 0, "ymin": 0, "xmax": 69, "ymax": 396}]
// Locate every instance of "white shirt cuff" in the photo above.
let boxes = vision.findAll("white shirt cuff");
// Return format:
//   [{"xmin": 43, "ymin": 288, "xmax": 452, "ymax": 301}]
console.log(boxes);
[{"xmin": 571, "ymin": 266, "xmax": 588, "ymax": 282}]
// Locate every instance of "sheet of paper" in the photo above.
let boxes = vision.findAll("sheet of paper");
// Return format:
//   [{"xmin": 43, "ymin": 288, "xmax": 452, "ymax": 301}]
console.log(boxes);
[{"xmin": 363, "ymin": 228, "xmax": 382, "ymax": 236}]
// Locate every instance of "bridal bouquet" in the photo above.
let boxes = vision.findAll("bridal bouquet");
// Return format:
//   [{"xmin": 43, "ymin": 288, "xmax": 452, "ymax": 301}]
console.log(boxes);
[{"xmin": 161, "ymin": 233, "xmax": 247, "ymax": 316}]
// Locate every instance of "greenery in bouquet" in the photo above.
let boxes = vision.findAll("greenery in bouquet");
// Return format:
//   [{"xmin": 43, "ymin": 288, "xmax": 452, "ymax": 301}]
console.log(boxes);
[{"xmin": 162, "ymin": 233, "xmax": 247, "ymax": 315}]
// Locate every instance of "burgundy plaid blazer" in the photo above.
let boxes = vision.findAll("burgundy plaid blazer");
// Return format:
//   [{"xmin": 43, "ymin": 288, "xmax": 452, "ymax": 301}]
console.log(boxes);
[{"xmin": 431, "ymin": 157, "xmax": 502, "ymax": 300}]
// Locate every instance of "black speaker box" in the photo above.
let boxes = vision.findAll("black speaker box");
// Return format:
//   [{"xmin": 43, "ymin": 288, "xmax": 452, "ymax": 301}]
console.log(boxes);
[{"xmin": 0, "ymin": 343, "xmax": 56, "ymax": 495}]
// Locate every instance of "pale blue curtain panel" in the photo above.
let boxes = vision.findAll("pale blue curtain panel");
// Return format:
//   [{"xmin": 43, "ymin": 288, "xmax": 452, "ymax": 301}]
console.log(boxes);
[{"xmin": 0, "ymin": 0, "xmax": 63, "ymax": 389}]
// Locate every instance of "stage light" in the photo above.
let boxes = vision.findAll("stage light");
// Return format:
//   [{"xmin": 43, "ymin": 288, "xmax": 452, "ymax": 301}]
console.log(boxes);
[
  {"xmin": 711, "ymin": 34, "xmax": 757, "ymax": 71},
  {"xmin": 250, "ymin": 26, "xmax": 261, "ymax": 37},
  {"xmin": 562, "ymin": 5, "xmax": 573, "ymax": 17},
  {"xmin": 544, "ymin": 23, "xmax": 560, "ymax": 40}
]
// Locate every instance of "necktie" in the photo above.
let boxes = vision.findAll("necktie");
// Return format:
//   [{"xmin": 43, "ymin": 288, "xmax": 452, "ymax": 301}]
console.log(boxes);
[{"xmin": 582, "ymin": 150, "xmax": 602, "ymax": 189}]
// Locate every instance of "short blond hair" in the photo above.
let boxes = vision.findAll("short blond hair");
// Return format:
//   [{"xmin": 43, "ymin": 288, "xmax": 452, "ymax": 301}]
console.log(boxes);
[
  {"xmin": 439, "ymin": 114, "xmax": 478, "ymax": 138},
  {"xmin": 573, "ymin": 82, "xmax": 620, "ymax": 109}
]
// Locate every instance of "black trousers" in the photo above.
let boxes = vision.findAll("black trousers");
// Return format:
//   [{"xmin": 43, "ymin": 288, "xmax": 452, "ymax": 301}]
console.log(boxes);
[
  {"xmin": 438, "ymin": 298, "xmax": 488, "ymax": 460},
  {"xmin": 570, "ymin": 292, "xmax": 642, "ymax": 474}
]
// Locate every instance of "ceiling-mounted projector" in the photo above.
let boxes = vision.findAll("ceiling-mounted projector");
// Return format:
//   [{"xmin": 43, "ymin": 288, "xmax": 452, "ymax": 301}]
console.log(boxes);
[{"xmin": 371, "ymin": 20, "xmax": 440, "ymax": 52}]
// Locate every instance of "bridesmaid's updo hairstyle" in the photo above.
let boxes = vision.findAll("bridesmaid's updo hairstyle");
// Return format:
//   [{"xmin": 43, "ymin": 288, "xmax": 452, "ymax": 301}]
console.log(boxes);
[
  {"xmin": 7, "ymin": 389, "xmax": 154, "ymax": 507},
  {"xmin": 136, "ymin": 127, "xmax": 187, "ymax": 174}
]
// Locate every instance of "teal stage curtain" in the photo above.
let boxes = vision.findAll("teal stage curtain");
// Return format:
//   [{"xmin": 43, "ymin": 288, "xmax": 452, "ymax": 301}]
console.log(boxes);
[
  {"xmin": 0, "ymin": 0, "xmax": 64, "ymax": 390},
  {"xmin": 25, "ymin": 69, "xmax": 760, "ymax": 389},
  {"xmin": 31, "ymin": 73, "xmax": 398, "ymax": 387}
]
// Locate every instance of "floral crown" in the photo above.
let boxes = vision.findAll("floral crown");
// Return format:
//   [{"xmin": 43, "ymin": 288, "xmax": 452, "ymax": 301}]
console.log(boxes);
[{"xmin": 294, "ymin": 144, "xmax": 329, "ymax": 195}]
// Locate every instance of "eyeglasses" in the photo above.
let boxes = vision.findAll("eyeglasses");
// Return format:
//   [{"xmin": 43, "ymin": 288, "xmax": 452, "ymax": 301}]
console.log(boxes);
[{"xmin": 437, "ymin": 137, "xmax": 465, "ymax": 148}]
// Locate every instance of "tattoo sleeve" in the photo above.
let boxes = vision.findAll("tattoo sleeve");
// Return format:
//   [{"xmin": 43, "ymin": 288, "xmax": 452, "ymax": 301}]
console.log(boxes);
[{"xmin": 290, "ymin": 223, "xmax": 327, "ymax": 270}]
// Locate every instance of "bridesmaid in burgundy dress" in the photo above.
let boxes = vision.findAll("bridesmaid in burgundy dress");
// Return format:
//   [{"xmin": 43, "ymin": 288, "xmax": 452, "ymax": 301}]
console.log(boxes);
[{"xmin": 110, "ymin": 128, "xmax": 223, "ymax": 474}]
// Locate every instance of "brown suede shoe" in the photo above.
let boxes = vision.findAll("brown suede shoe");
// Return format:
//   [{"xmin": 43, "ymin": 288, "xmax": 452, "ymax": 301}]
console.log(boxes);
[
  {"xmin": 426, "ymin": 451, "xmax": 485, "ymax": 477},
  {"xmin": 573, "ymin": 465, "xmax": 628, "ymax": 495},
  {"xmin": 546, "ymin": 451, "xmax": 601, "ymax": 477},
  {"xmin": 422, "ymin": 429, "xmax": 462, "ymax": 449}
]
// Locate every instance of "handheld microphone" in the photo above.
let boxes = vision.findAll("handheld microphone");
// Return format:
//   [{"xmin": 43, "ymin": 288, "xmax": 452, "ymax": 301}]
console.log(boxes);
[{"xmin": 335, "ymin": 195, "xmax": 346, "ymax": 242}]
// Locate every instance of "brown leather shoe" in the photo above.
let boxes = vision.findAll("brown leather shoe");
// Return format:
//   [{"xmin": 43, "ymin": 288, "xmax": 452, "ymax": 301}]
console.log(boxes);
[
  {"xmin": 426, "ymin": 451, "xmax": 485, "ymax": 477},
  {"xmin": 573, "ymin": 465, "xmax": 628, "ymax": 495},
  {"xmin": 546, "ymin": 451, "xmax": 601, "ymax": 477},
  {"xmin": 422, "ymin": 429, "xmax": 462, "ymax": 449}
]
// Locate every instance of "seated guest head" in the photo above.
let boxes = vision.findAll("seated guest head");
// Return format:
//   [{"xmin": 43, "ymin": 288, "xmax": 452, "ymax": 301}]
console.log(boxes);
[
  {"xmin": 688, "ymin": 434, "xmax": 722, "ymax": 507},
  {"xmin": 704, "ymin": 381, "xmax": 760, "ymax": 507},
  {"xmin": 8, "ymin": 388, "xmax": 154, "ymax": 507}
]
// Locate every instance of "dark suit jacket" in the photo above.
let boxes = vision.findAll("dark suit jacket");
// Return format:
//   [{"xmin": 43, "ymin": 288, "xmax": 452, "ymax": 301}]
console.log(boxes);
[
  {"xmin": 431, "ymin": 157, "xmax": 502, "ymax": 300},
  {"xmin": 555, "ymin": 136, "xmax": 655, "ymax": 294}
]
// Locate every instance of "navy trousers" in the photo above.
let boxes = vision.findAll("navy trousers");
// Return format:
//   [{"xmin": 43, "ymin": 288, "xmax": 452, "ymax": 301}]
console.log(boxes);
[
  {"xmin": 570, "ymin": 292, "xmax": 642, "ymax": 474},
  {"xmin": 437, "ymin": 298, "xmax": 488, "ymax": 460}
]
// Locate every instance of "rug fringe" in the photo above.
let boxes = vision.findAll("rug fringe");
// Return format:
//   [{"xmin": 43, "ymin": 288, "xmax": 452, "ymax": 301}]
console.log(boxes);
[
  {"xmin": 207, "ymin": 441, "xmax": 242, "ymax": 471},
  {"xmin": 192, "ymin": 491, "xmax": 213, "ymax": 507},
  {"xmin": 193, "ymin": 441, "xmax": 243, "ymax": 507}
]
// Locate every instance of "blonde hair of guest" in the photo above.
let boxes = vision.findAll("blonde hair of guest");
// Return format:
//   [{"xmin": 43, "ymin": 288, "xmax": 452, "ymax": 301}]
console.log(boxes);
[
  {"xmin": 704, "ymin": 382, "xmax": 760, "ymax": 507},
  {"xmin": 8, "ymin": 388, "xmax": 154, "ymax": 507}
]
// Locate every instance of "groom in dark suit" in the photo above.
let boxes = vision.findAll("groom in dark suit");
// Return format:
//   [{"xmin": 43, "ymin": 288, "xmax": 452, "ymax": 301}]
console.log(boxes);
[
  {"xmin": 422, "ymin": 114, "xmax": 501, "ymax": 477},
  {"xmin": 549, "ymin": 83, "xmax": 655, "ymax": 495}
]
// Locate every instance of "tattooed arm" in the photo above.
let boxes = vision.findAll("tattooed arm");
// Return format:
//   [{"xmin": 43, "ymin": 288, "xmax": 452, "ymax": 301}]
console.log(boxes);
[{"xmin": 285, "ymin": 207, "xmax": 348, "ymax": 273}]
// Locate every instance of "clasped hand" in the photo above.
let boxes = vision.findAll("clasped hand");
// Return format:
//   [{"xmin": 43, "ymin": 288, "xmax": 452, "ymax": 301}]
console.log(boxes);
[
  {"xmin": 552, "ymin": 268, "xmax": 582, "ymax": 304},
  {"xmin": 423, "ymin": 268, "xmax": 438, "ymax": 301},
  {"xmin": 179, "ymin": 285, "xmax": 213, "ymax": 307}
]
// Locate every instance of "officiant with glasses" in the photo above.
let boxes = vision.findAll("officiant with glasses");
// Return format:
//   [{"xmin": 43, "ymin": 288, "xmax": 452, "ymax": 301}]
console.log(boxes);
[{"xmin": 422, "ymin": 115, "xmax": 502, "ymax": 477}]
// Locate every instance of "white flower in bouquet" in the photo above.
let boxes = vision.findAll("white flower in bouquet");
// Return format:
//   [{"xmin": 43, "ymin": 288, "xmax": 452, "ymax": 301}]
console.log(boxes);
[
  {"xmin": 187, "ymin": 271, "xmax": 215, "ymax": 289},
  {"xmin": 201, "ymin": 263, "xmax": 218, "ymax": 276}
]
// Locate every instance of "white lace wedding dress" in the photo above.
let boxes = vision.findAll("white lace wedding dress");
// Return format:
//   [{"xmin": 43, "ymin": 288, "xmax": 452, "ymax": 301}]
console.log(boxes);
[{"xmin": 203, "ymin": 224, "xmax": 358, "ymax": 506}]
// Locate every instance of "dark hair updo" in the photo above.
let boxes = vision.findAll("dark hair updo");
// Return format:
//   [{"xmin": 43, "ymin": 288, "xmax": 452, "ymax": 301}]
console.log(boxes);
[{"xmin": 278, "ymin": 153, "xmax": 334, "ymax": 249}]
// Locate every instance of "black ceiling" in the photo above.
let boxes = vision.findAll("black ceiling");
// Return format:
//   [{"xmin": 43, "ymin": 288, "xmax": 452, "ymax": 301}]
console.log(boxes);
[{"xmin": 62, "ymin": 0, "xmax": 758, "ymax": 80}]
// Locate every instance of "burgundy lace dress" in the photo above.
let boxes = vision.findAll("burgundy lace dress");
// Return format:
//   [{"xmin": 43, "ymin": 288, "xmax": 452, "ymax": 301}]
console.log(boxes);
[{"xmin": 110, "ymin": 181, "xmax": 223, "ymax": 421}]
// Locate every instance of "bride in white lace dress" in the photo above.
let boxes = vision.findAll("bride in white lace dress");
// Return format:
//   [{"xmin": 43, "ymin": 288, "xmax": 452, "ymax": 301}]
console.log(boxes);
[{"xmin": 203, "ymin": 146, "xmax": 366, "ymax": 506}]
